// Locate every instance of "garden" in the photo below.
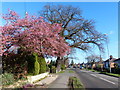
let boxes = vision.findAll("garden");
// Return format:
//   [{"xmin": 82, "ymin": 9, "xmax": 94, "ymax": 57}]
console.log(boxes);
[{"xmin": 1, "ymin": 10, "xmax": 69, "ymax": 88}]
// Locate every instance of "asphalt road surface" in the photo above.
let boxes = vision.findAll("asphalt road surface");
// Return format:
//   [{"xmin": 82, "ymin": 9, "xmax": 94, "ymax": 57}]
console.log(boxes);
[{"xmin": 73, "ymin": 68, "xmax": 119, "ymax": 90}]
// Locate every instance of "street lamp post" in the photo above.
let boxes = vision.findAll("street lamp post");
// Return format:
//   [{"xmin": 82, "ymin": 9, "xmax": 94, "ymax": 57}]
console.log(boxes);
[
  {"xmin": 104, "ymin": 34, "xmax": 111, "ymax": 73},
  {"xmin": 106, "ymin": 42, "xmax": 111, "ymax": 73}
]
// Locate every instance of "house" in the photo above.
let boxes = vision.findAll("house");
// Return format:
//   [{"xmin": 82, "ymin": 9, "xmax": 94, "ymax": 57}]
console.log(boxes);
[
  {"xmin": 114, "ymin": 58, "xmax": 120, "ymax": 68},
  {"xmin": 80, "ymin": 62, "xmax": 85, "ymax": 69},
  {"xmin": 103, "ymin": 55, "xmax": 116, "ymax": 69},
  {"xmin": 86, "ymin": 63, "xmax": 92, "ymax": 69},
  {"xmin": 77, "ymin": 63, "xmax": 80, "ymax": 68}
]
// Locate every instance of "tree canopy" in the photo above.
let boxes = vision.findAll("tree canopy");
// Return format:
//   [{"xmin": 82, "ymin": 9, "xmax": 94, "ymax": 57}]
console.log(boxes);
[
  {"xmin": 1, "ymin": 10, "xmax": 70, "ymax": 57},
  {"xmin": 40, "ymin": 4, "xmax": 107, "ymax": 52}
]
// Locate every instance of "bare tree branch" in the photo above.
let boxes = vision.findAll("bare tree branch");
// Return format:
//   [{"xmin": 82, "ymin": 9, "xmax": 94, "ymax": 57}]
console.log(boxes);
[{"xmin": 40, "ymin": 4, "xmax": 107, "ymax": 53}]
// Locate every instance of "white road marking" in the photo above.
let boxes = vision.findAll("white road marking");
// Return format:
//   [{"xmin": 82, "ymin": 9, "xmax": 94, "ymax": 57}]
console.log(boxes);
[
  {"xmin": 90, "ymin": 74, "xmax": 97, "ymax": 77},
  {"xmin": 90, "ymin": 74, "xmax": 116, "ymax": 85},
  {"xmin": 99, "ymin": 77, "xmax": 116, "ymax": 85}
]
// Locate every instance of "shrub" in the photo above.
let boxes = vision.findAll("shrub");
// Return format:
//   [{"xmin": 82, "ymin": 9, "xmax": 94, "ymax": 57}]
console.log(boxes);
[
  {"xmin": 114, "ymin": 68, "xmax": 120, "ymax": 74},
  {"xmin": 34, "ymin": 60, "xmax": 40, "ymax": 75},
  {"xmin": 38, "ymin": 57, "xmax": 46, "ymax": 74},
  {"xmin": 61, "ymin": 64, "xmax": 65, "ymax": 70},
  {"xmin": 95, "ymin": 65, "xmax": 101, "ymax": 71},
  {"xmin": 34, "ymin": 54, "xmax": 40, "ymax": 75},
  {"xmin": 46, "ymin": 66, "xmax": 50, "ymax": 72},
  {"xmin": 27, "ymin": 55, "xmax": 35, "ymax": 74},
  {"xmin": 2, "ymin": 73, "xmax": 15, "ymax": 85}
]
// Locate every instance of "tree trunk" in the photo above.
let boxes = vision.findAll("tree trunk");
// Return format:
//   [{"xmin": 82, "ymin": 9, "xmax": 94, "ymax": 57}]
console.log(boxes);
[{"xmin": 56, "ymin": 57, "xmax": 62, "ymax": 72}]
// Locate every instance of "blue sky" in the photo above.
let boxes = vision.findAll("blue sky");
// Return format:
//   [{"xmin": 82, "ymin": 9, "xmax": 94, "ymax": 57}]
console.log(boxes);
[{"xmin": 1, "ymin": 2, "xmax": 118, "ymax": 63}]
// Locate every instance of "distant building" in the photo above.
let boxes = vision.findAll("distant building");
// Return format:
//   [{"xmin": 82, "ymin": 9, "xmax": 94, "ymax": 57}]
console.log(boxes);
[
  {"xmin": 103, "ymin": 55, "xmax": 116, "ymax": 69},
  {"xmin": 114, "ymin": 58, "xmax": 120, "ymax": 68},
  {"xmin": 80, "ymin": 62, "xmax": 85, "ymax": 69}
]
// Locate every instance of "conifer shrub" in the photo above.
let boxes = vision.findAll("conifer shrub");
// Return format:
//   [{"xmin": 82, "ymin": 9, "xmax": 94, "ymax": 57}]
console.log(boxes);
[
  {"xmin": 34, "ymin": 53, "xmax": 40, "ymax": 75},
  {"xmin": 34, "ymin": 60, "xmax": 40, "ymax": 75},
  {"xmin": 38, "ymin": 57, "xmax": 46, "ymax": 74}
]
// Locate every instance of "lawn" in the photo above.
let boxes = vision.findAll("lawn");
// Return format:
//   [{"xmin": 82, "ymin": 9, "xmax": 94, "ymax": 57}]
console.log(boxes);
[
  {"xmin": 86, "ymin": 69, "xmax": 120, "ymax": 77},
  {"xmin": 68, "ymin": 70, "xmax": 75, "ymax": 73},
  {"xmin": 58, "ymin": 70, "xmax": 65, "ymax": 73},
  {"xmin": 100, "ymin": 72, "xmax": 120, "ymax": 77}
]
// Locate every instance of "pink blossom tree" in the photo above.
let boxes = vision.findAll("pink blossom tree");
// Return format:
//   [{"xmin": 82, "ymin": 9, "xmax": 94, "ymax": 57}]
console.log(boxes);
[{"xmin": 1, "ymin": 10, "xmax": 70, "ymax": 57}]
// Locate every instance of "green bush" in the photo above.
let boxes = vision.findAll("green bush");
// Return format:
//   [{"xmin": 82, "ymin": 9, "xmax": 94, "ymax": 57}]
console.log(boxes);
[
  {"xmin": 61, "ymin": 64, "xmax": 65, "ymax": 70},
  {"xmin": 27, "ymin": 55, "xmax": 35, "ymax": 74},
  {"xmin": 46, "ymin": 66, "xmax": 50, "ymax": 72},
  {"xmin": 34, "ymin": 54, "xmax": 40, "ymax": 75},
  {"xmin": 2, "ymin": 73, "xmax": 15, "ymax": 85},
  {"xmin": 38, "ymin": 57, "xmax": 46, "ymax": 74},
  {"xmin": 34, "ymin": 60, "xmax": 40, "ymax": 75}
]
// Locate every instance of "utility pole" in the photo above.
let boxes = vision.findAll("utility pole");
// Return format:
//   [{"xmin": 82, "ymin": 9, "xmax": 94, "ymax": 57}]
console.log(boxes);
[{"xmin": 104, "ymin": 34, "xmax": 111, "ymax": 73}]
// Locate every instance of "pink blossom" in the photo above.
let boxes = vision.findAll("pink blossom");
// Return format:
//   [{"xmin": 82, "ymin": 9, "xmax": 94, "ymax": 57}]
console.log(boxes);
[{"xmin": 1, "ymin": 10, "xmax": 70, "ymax": 57}]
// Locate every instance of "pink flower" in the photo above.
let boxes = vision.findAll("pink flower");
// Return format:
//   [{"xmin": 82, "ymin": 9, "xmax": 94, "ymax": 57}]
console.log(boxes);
[{"xmin": 1, "ymin": 10, "xmax": 70, "ymax": 57}]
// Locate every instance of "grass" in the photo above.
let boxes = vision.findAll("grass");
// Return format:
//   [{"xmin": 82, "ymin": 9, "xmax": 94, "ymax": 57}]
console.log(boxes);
[
  {"xmin": 68, "ymin": 70, "xmax": 75, "ymax": 73},
  {"xmin": 68, "ymin": 76, "xmax": 84, "ymax": 89},
  {"xmin": 86, "ymin": 69, "xmax": 120, "ymax": 77},
  {"xmin": 100, "ymin": 72, "xmax": 120, "ymax": 77},
  {"xmin": 86, "ymin": 68, "xmax": 100, "ymax": 72},
  {"xmin": 58, "ymin": 70, "xmax": 65, "ymax": 73}
]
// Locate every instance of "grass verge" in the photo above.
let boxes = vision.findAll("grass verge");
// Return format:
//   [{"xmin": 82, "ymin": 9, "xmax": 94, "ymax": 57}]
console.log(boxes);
[
  {"xmin": 100, "ymin": 72, "xmax": 120, "ymax": 77},
  {"xmin": 68, "ymin": 70, "xmax": 75, "ymax": 73},
  {"xmin": 68, "ymin": 76, "xmax": 84, "ymax": 89},
  {"xmin": 86, "ymin": 69, "xmax": 120, "ymax": 77},
  {"xmin": 58, "ymin": 70, "xmax": 65, "ymax": 73}
]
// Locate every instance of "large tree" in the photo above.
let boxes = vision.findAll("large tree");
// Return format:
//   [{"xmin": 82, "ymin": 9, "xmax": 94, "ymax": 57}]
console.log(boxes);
[
  {"xmin": 40, "ymin": 4, "xmax": 107, "ymax": 71},
  {"xmin": 40, "ymin": 4, "xmax": 107, "ymax": 52},
  {"xmin": 1, "ymin": 10, "xmax": 70, "ymax": 57}
]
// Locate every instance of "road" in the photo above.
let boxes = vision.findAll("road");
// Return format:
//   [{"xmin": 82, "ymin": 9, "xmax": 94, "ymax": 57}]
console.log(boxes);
[
  {"xmin": 73, "ymin": 68, "xmax": 119, "ymax": 89},
  {"xmin": 48, "ymin": 69, "xmax": 78, "ymax": 88}
]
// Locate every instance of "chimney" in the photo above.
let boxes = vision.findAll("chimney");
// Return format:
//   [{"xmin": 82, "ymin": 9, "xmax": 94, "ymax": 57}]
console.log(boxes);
[{"xmin": 110, "ymin": 55, "xmax": 113, "ymax": 60}]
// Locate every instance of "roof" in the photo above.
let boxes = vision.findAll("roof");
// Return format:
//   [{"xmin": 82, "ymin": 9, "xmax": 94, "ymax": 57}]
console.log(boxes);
[
  {"xmin": 114, "ymin": 58, "xmax": 120, "ymax": 62},
  {"xmin": 104, "ymin": 58, "xmax": 116, "ymax": 62}
]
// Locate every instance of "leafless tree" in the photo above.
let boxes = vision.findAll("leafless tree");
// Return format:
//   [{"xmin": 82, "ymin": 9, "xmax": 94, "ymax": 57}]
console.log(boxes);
[
  {"xmin": 40, "ymin": 4, "xmax": 107, "ymax": 71},
  {"xmin": 85, "ymin": 54, "xmax": 101, "ymax": 63},
  {"xmin": 40, "ymin": 4, "xmax": 107, "ymax": 52}
]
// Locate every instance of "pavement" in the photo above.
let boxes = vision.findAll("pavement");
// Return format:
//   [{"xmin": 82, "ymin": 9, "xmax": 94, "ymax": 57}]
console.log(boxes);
[
  {"xmin": 47, "ymin": 69, "xmax": 78, "ymax": 88},
  {"xmin": 33, "ymin": 74, "xmax": 58, "ymax": 88},
  {"xmin": 74, "ymin": 68, "xmax": 119, "ymax": 89}
]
